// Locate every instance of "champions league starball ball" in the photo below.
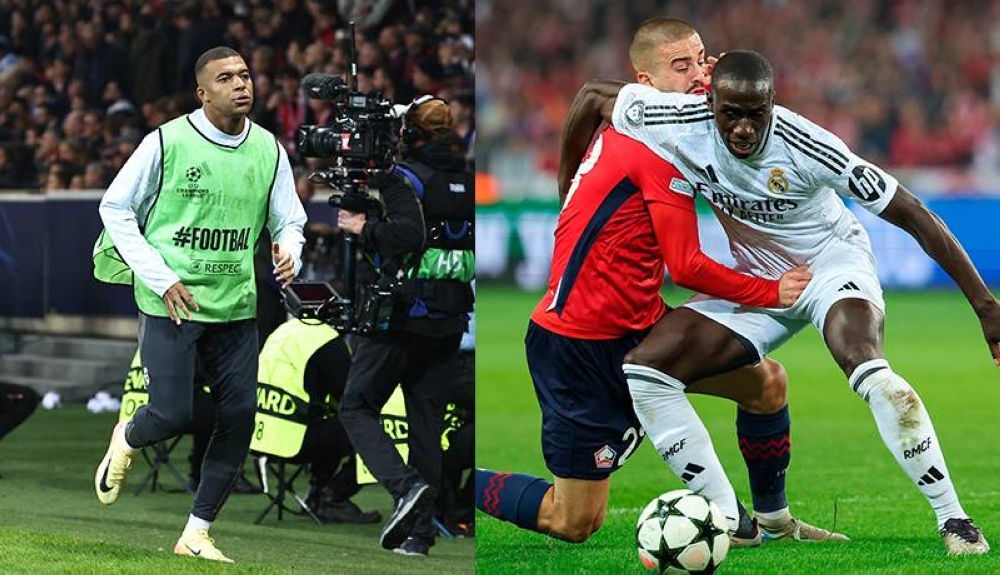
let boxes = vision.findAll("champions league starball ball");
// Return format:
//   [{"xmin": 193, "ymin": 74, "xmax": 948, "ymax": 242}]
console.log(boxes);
[{"xmin": 635, "ymin": 489, "xmax": 730, "ymax": 574}]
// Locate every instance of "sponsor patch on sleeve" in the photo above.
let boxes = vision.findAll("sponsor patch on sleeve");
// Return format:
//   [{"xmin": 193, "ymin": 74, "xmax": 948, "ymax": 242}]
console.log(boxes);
[
  {"xmin": 847, "ymin": 164, "xmax": 886, "ymax": 202},
  {"xmin": 668, "ymin": 178, "xmax": 694, "ymax": 196},
  {"xmin": 625, "ymin": 100, "xmax": 645, "ymax": 127}
]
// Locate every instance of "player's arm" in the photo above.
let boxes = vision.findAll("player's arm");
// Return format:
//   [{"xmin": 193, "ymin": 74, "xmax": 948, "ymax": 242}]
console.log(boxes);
[
  {"xmin": 648, "ymin": 193, "xmax": 807, "ymax": 308},
  {"xmin": 557, "ymin": 80, "xmax": 623, "ymax": 205},
  {"xmin": 791, "ymin": 108, "xmax": 1000, "ymax": 362},
  {"xmin": 357, "ymin": 170, "xmax": 426, "ymax": 257},
  {"xmin": 628, "ymin": 138, "xmax": 809, "ymax": 307},
  {"xmin": 878, "ymin": 186, "xmax": 1000, "ymax": 364},
  {"xmin": 267, "ymin": 143, "xmax": 307, "ymax": 287},
  {"xmin": 98, "ymin": 130, "xmax": 180, "ymax": 297}
]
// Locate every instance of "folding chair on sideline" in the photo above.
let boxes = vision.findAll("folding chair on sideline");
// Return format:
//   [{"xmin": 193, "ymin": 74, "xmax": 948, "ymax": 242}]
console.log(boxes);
[{"xmin": 253, "ymin": 453, "xmax": 321, "ymax": 525}]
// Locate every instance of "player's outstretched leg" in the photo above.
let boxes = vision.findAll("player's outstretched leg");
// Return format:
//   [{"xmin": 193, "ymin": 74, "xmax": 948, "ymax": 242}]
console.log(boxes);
[
  {"xmin": 476, "ymin": 469, "xmax": 552, "ymax": 533},
  {"xmin": 737, "ymin": 404, "xmax": 848, "ymax": 543},
  {"xmin": 476, "ymin": 470, "xmax": 610, "ymax": 543},
  {"xmin": 849, "ymin": 360, "xmax": 989, "ymax": 555},
  {"xmin": 94, "ymin": 420, "xmax": 136, "ymax": 505},
  {"xmin": 690, "ymin": 360, "xmax": 848, "ymax": 543},
  {"xmin": 625, "ymin": 363, "xmax": 741, "ymax": 530},
  {"xmin": 624, "ymin": 308, "xmax": 765, "ymax": 534},
  {"xmin": 827, "ymin": 299, "xmax": 988, "ymax": 555}
]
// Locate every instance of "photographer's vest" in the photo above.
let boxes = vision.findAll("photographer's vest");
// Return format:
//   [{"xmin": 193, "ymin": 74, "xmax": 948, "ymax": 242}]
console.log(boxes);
[
  {"xmin": 93, "ymin": 116, "xmax": 279, "ymax": 323},
  {"xmin": 251, "ymin": 320, "xmax": 340, "ymax": 458},
  {"xmin": 395, "ymin": 160, "xmax": 475, "ymax": 316}
]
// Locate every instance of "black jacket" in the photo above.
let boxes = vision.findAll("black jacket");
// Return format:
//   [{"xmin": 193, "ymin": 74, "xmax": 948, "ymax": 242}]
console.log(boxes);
[{"xmin": 357, "ymin": 137, "xmax": 470, "ymax": 337}]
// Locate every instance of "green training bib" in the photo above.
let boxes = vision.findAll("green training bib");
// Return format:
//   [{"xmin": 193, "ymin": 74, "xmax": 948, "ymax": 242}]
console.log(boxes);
[{"xmin": 96, "ymin": 115, "xmax": 279, "ymax": 323}]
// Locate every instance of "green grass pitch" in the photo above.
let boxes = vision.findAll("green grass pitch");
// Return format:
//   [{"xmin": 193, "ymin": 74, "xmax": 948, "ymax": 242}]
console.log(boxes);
[
  {"xmin": 476, "ymin": 287, "xmax": 1000, "ymax": 574},
  {"xmin": 0, "ymin": 407, "xmax": 472, "ymax": 574}
]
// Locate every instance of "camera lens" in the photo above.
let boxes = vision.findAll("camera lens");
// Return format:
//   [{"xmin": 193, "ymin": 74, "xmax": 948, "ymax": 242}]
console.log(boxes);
[{"xmin": 297, "ymin": 126, "xmax": 340, "ymax": 157}]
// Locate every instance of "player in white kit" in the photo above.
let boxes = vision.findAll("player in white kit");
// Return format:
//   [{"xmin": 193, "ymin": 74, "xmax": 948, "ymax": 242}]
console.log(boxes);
[{"xmin": 568, "ymin": 50, "xmax": 998, "ymax": 555}]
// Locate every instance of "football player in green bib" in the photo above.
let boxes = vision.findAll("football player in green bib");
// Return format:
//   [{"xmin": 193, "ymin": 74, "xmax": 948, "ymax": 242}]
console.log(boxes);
[{"xmin": 93, "ymin": 46, "xmax": 306, "ymax": 563}]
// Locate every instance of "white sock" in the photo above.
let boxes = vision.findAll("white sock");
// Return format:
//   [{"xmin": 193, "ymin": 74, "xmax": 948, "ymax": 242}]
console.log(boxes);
[
  {"xmin": 184, "ymin": 514, "xmax": 212, "ymax": 533},
  {"xmin": 624, "ymin": 363, "xmax": 740, "ymax": 530},
  {"xmin": 850, "ymin": 359, "xmax": 967, "ymax": 528},
  {"xmin": 754, "ymin": 508, "xmax": 791, "ymax": 524}
]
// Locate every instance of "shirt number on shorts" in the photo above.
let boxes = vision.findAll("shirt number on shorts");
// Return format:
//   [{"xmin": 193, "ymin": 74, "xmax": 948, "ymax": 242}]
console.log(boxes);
[{"xmin": 618, "ymin": 426, "xmax": 645, "ymax": 467}]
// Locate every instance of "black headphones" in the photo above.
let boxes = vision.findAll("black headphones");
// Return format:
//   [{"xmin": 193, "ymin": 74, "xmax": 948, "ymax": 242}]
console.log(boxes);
[{"xmin": 401, "ymin": 95, "xmax": 451, "ymax": 143}]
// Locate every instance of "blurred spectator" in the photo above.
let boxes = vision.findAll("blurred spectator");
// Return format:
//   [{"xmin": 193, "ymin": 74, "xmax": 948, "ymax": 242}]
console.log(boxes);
[
  {"xmin": 0, "ymin": 35, "xmax": 25, "ymax": 89},
  {"xmin": 128, "ymin": 14, "xmax": 169, "ymax": 106},
  {"xmin": 271, "ymin": 66, "xmax": 306, "ymax": 155},
  {"xmin": 338, "ymin": 0, "xmax": 395, "ymax": 32},
  {"xmin": 171, "ymin": 3, "xmax": 226, "ymax": 95},
  {"xmin": 451, "ymin": 90, "xmax": 474, "ymax": 164},
  {"xmin": 0, "ymin": 0, "xmax": 473, "ymax": 190},
  {"xmin": 891, "ymin": 99, "xmax": 934, "ymax": 166},
  {"xmin": 42, "ymin": 160, "xmax": 71, "ymax": 191},
  {"xmin": 81, "ymin": 160, "xmax": 109, "ymax": 190},
  {"xmin": 0, "ymin": 144, "xmax": 31, "ymax": 187},
  {"xmin": 251, "ymin": 45, "xmax": 277, "ymax": 78},
  {"xmin": 73, "ymin": 23, "xmax": 127, "ymax": 107},
  {"xmin": 413, "ymin": 58, "xmax": 442, "ymax": 95},
  {"xmin": 479, "ymin": 0, "xmax": 1000, "ymax": 199}
]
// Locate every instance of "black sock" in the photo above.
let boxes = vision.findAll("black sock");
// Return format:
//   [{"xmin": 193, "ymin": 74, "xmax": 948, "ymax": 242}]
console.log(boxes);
[{"xmin": 736, "ymin": 405, "xmax": 791, "ymax": 513}]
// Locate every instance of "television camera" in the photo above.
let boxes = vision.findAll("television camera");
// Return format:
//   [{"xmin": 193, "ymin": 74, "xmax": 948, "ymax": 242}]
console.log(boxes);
[{"xmin": 286, "ymin": 23, "xmax": 403, "ymax": 335}]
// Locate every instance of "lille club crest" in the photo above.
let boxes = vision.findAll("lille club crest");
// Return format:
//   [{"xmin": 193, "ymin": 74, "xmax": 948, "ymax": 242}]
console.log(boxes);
[{"xmin": 594, "ymin": 445, "xmax": 617, "ymax": 469}]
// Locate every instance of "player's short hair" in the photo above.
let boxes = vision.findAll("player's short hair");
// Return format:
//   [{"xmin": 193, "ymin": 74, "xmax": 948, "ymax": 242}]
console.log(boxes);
[
  {"xmin": 629, "ymin": 18, "xmax": 698, "ymax": 72},
  {"xmin": 711, "ymin": 50, "xmax": 774, "ymax": 95},
  {"xmin": 194, "ymin": 46, "xmax": 242, "ymax": 79}
]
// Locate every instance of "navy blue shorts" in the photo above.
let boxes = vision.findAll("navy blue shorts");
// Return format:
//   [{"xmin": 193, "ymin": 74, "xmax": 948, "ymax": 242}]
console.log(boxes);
[{"xmin": 526, "ymin": 321, "xmax": 649, "ymax": 480}]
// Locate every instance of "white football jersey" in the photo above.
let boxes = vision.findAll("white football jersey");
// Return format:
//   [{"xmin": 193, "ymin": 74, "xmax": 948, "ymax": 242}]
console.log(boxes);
[{"xmin": 611, "ymin": 83, "xmax": 898, "ymax": 279}]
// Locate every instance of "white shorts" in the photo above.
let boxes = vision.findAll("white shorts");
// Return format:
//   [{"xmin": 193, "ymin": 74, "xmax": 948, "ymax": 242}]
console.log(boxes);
[{"xmin": 683, "ymin": 253, "xmax": 885, "ymax": 359}]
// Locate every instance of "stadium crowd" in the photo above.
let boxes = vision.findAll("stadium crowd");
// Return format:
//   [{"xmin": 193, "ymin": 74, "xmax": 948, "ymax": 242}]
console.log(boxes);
[
  {"xmin": 0, "ymin": 0, "xmax": 474, "ymax": 190},
  {"xmin": 478, "ymin": 0, "xmax": 1000, "ymax": 180}
]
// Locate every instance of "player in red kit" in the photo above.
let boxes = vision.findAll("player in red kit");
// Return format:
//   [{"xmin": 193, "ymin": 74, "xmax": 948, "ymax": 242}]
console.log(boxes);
[{"xmin": 533, "ymin": 128, "xmax": 784, "ymax": 339}]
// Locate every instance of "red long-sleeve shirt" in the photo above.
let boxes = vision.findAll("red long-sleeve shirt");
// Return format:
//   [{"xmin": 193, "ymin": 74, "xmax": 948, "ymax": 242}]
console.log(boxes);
[{"xmin": 531, "ymin": 128, "xmax": 779, "ymax": 339}]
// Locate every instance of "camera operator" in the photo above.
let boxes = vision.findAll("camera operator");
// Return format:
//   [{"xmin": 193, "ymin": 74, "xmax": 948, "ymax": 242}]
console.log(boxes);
[{"xmin": 336, "ymin": 95, "xmax": 474, "ymax": 556}]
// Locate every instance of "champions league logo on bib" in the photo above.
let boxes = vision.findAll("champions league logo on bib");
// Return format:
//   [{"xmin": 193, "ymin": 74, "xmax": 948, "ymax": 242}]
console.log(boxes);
[
  {"xmin": 180, "ymin": 165, "xmax": 210, "ymax": 199},
  {"xmin": 185, "ymin": 166, "xmax": 203, "ymax": 184}
]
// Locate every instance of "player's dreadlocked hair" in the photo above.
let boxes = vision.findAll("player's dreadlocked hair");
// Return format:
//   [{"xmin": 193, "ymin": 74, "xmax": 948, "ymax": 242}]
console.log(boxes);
[{"xmin": 711, "ymin": 50, "xmax": 774, "ymax": 95}]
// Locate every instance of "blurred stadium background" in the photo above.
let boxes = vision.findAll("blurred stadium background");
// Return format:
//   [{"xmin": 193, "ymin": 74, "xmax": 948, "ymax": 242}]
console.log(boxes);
[
  {"xmin": 476, "ymin": 0, "xmax": 1000, "ymax": 291},
  {"xmin": 476, "ymin": 1, "xmax": 1000, "ymax": 574},
  {"xmin": 0, "ymin": 1, "xmax": 473, "ymax": 573},
  {"xmin": 1, "ymin": 0, "xmax": 473, "ymax": 321}
]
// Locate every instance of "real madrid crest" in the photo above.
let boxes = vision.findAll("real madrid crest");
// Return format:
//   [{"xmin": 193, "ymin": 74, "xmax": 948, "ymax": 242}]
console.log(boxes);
[{"xmin": 767, "ymin": 167, "xmax": 789, "ymax": 195}]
